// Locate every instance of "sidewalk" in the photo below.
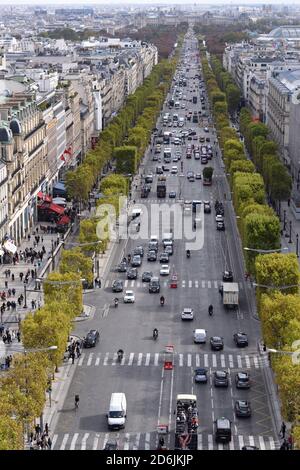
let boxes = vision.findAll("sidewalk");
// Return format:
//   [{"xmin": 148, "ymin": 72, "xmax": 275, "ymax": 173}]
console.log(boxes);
[
  {"xmin": 0, "ymin": 225, "xmax": 66, "ymax": 326},
  {"xmin": 279, "ymin": 200, "xmax": 300, "ymax": 267}
]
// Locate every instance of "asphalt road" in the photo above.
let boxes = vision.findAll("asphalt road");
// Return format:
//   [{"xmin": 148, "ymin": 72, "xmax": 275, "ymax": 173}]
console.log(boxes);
[{"xmin": 52, "ymin": 33, "xmax": 279, "ymax": 451}]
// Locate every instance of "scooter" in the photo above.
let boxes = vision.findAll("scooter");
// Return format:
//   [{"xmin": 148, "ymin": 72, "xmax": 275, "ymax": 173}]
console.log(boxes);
[
  {"xmin": 160, "ymin": 297, "xmax": 165, "ymax": 307},
  {"xmin": 153, "ymin": 329, "xmax": 158, "ymax": 340},
  {"xmin": 186, "ymin": 250, "xmax": 190, "ymax": 258},
  {"xmin": 114, "ymin": 298, "xmax": 118, "ymax": 308}
]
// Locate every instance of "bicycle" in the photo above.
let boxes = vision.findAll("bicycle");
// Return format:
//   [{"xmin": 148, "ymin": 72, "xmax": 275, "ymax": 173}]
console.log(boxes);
[{"xmin": 75, "ymin": 394, "xmax": 79, "ymax": 410}]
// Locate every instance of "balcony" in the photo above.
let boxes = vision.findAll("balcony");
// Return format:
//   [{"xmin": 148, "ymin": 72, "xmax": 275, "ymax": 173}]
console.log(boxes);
[
  {"xmin": 11, "ymin": 166, "xmax": 22, "ymax": 178},
  {"xmin": 12, "ymin": 181, "xmax": 22, "ymax": 195},
  {"xmin": 29, "ymin": 140, "xmax": 44, "ymax": 158}
]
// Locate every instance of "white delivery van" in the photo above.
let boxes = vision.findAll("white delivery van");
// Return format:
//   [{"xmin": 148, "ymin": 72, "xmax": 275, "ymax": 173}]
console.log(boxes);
[
  {"xmin": 193, "ymin": 329, "xmax": 207, "ymax": 343},
  {"xmin": 107, "ymin": 393, "xmax": 127, "ymax": 430}
]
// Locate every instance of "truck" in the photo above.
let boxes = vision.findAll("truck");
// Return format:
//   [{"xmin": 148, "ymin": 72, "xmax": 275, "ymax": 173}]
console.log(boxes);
[
  {"xmin": 174, "ymin": 394, "xmax": 198, "ymax": 450},
  {"xmin": 163, "ymin": 132, "xmax": 171, "ymax": 145},
  {"xmin": 221, "ymin": 282, "xmax": 239, "ymax": 309},
  {"xmin": 157, "ymin": 180, "xmax": 166, "ymax": 198},
  {"xmin": 192, "ymin": 96, "xmax": 197, "ymax": 104}
]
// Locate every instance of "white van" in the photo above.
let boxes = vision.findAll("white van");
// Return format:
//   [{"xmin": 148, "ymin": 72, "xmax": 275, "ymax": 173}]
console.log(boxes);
[
  {"xmin": 107, "ymin": 393, "xmax": 127, "ymax": 430},
  {"xmin": 193, "ymin": 329, "xmax": 207, "ymax": 343}
]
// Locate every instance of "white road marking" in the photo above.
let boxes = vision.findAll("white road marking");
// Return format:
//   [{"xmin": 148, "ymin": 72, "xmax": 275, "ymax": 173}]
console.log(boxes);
[
  {"xmin": 259, "ymin": 436, "xmax": 265, "ymax": 450},
  {"xmin": 212, "ymin": 354, "xmax": 217, "ymax": 368},
  {"xmin": 269, "ymin": 437, "xmax": 275, "ymax": 450},
  {"xmin": 182, "ymin": 280, "xmax": 186, "ymax": 287},
  {"xmin": 208, "ymin": 434, "xmax": 213, "ymax": 450},
  {"xmin": 238, "ymin": 435, "xmax": 244, "ymax": 449},
  {"xmin": 130, "ymin": 280, "xmax": 135, "ymax": 287},
  {"xmin": 77, "ymin": 351, "xmax": 85, "ymax": 366},
  {"xmin": 92, "ymin": 437, "xmax": 99, "ymax": 450},
  {"xmin": 218, "ymin": 443, "xmax": 223, "ymax": 450},
  {"xmin": 123, "ymin": 433, "xmax": 130, "ymax": 450},
  {"xmin": 87, "ymin": 353, "xmax": 93, "ymax": 366},
  {"xmin": 81, "ymin": 433, "xmax": 89, "ymax": 450},
  {"xmin": 154, "ymin": 353, "xmax": 159, "ymax": 366},
  {"xmin": 112, "ymin": 353, "xmax": 117, "ymax": 365},
  {"xmin": 253, "ymin": 356, "xmax": 259, "ymax": 369},
  {"xmin": 220, "ymin": 354, "xmax": 225, "ymax": 368},
  {"xmin": 214, "ymin": 281, "xmax": 218, "ymax": 289},
  {"xmin": 204, "ymin": 354, "xmax": 209, "ymax": 367},
  {"xmin": 145, "ymin": 353, "xmax": 150, "ymax": 366},
  {"xmin": 60, "ymin": 434, "xmax": 69, "ymax": 450},
  {"xmin": 195, "ymin": 354, "xmax": 200, "ymax": 367},
  {"xmin": 198, "ymin": 433, "xmax": 203, "ymax": 450},
  {"xmin": 245, "ymin": 356, "xmax": 251, "ymax": 369},
  {"xmin": 137, "ymin": 353, "xmax": 143, "ymax": 366},
  {"xmin": 187, "ymin": 354, "xmax": 192, "ymax": 367},
  {"xmin": 237, "ymin": 355, "xmax": 242, "ymax": 368},
  {"xmin": 137, "ymin": 282, "xmax": 140, "ymax": 287},
  {"xmin": 124, "ymin": 280, "xmax": 128, "ymax": 287},
  {"xmin": 103, "ymin": 352, "xmax": 109, "ymax": 366},
  {"xmin": 105, "ymin": 280, "xmax": 109, "ymax": 288},
  {"xmin": 133, "ymin": 433, "xmax": 140, "ymax": 450},
  {"xmin": 249, "ymin": 436, "xmax": 255, "ymax": 447},
  {"xmin": 128, "ymin": 353, "xmax": 134, "ymax": 365},
  {"xmin": 189, "ymin": 280, "xmax": 192, "ymax": 288},
  {"xmin": 229, "ymin": 439, "xmax": 234, "ymax": 450},
  {"xmin": 229, "ymin": 354, "xmax": 234, "ymax": 368},
  {"xmin": 51, "ymin": 434, "xmax": 58, "ymax": 449},
  {"xmin": 179, "ymin": 354, "xmax": 183, "ymax": 367},
  {"xmin": 207, "ymin": 281, "xmax": 211, "ymax": 288},
  {"xmin": 145, "ymin": 433, "xmax": 150, "ymax": 450}
]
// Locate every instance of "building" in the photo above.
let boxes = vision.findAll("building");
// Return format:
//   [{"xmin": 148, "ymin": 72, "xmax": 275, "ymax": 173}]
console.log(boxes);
[{"xmin": 0, "ymin": 161, "xmax": 8, "ymax": 243}]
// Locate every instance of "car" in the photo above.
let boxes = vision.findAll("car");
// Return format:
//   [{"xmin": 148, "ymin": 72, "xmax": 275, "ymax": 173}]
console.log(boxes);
[
  {"xmin": 204, "ymin": 201, "xmax": 211, "ymax": 213},
  {"xmin": 156, "ymin": 166, "xmax": 163, "ymax": 174},
  {"xmin": 215, "ymin": 214, "xmax": 224, "ymax": 222},
  {"xmin": 147, "ymin": 250, "xmax": 157, "ymax": 262},
  {"xmin": 165, "ymin": 245, "xmax": 173, "ymax": 256},
  {"xmin": 133, "ymin": 246, "xmax": 144, "ymax": 257},
  {"xmin": 223, "ymin": 270, "xmax": 233, "ymax": 282},
  {"xmin": 199, "ymin": 136, "xmax": 205, "ymax": 143},
  {"xmin": 112, "ymin": 280, "xmax": 123, "ymax": 293},
  {"xmin": 210, "ymin": 336, "xmax": 224, "ymax": 351},
  {"xmin": 214, "ymin": 370, "xmax": 229, "ymax": 387},
  {"xmin": 215, "ymin": 418, "xmax": 232, "ymax": 443},
  {"xmin": 160, "ymin": 264, "xmax": 170, "ymax": 276},
  {"xmin": 194, "ymin": 368, "xmax": 208, "ymax": 384},
  {"xmin": 216, "ymin": 221, "xmax": 225, "ymax": 231},
  {"xmin": 149, "ymin": 277, "xmax": 160, "ymax": 293},
  {"xmin": 104, "ymin": 440, "xmax": 118, "ymax": 450},
  {"xmin": 142, "ymin": 271, "xmax": 153, "ymax": 282},
  {"xmin": 204, "ymin": 127, "xmax": 209, "ymax": 133},
  {"xmin": 193, "ymin": 173, "xmax": 201, "ymax": 181},
  {"xmin": 234, "ymin": 332, "xmax": 248, "ymax": 347},
  {"xmin": 201, "ymin": 156, "xmax": 208, "ymax": 164},
  {"xmin": 235, "ymin": 400, "xmax": 252, "ymax": 418},
  {"xmin": 131, "ymin": 255, "xmax": 142, "ymax": 267},
  {"xmin": 169, "ymin": 191, "xmax": 176, "ymax": 198},
  {"xmin": 159, "ymin": 253, "xmax": 169, "ymax": 263},
  {"xmin": 162, "ymin": 166, "xmax": 170, "ymax": 172},
  {"xmin": 171, "ymin": 166, "xmax": 178, "ymax": 174},
  {"xmin": 152, "ymin": 155, "xmax": 158, "ymax": 161},
  {"xmin": 127, "ymin": 268, "xmax": 138, "ymax": 280},
  {"xmin": 148, "ymin": 241, "xmax": 158, "ymax": 252},
  {"xmin": 187, "ymin": 171, "xmax": 194, "ymax": 180},
  {"xmin": 123, "ymin": 290, "xmax": 135, "ymax": 303},
  {"xmin": 83, "ymin": 329, "xmax": 100, "ymax": 348},
  {"xmin": 116, "ymin": 262, "xmax": 127, "ymax": 272},
  {"xmin": 181, "ymin": 307, "xmax": 194, "ymax": 320},
  {"xmin": 172, "ymin": 156, "xmax": 178, "ymax": 162},
  {"xmin": 194, "ymin": 152, "xmax": 200, "ymax": 160},
  {"xmin": 235, "ymin": 372, "xmax": 250, "ymax": 389}
]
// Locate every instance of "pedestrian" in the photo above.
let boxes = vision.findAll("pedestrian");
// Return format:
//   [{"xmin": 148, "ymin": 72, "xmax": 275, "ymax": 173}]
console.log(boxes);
[
  {"xmin": 35, "ymin": 424, "xmax": 41, "ymax": 437},
  {"xmin": 12, "ymin": 288, "xmax": 16, "ymax": 296},
  {"xmin": 41, "ymin": 236, "xmax": 44, "ymax": 243},
  {"xmin": 17, "ymin": 331, "xmax": 21, "ymax": 342},
  {"xmin": 11, "ymin": 273, "xmax": 14, "ymax": 281},
  {"xmin": 2, "ymin": 334, "xmax": 6, "ymax": 344},
  {"xmin": 7, "ymin": 332, "xmax": 11, "ymax": 343},
  {"xmin": 4, "ymin": 280, "xmax": 8, "ymax": 289},
  {"xmin": 287, "ymin": 434, "xmax": 293, "ymax": 450},
  {"xmin": 28, "ymin": 234, "xmax": 31, "ymax": 241},
  {"xmin": 0, "ymin": 324, "xmax": 4, "ymax": 336},
  {"xmin": 280, "ymin": 421, "xmax": 286, "ymax": 439},
  {"xmin": 18, "ymin": 297, "xmax": 22, "ymax": 306},
  {"xmin": 71, "ymin": 351, "xmax": 75, "ymax": 364},
  {"xmin": 47, "ymin": 436, "xmax": 52, "ymax": 450},
  {"xmin": 45, "ymin": 423, "xmax": 49, "ymax": 436}
]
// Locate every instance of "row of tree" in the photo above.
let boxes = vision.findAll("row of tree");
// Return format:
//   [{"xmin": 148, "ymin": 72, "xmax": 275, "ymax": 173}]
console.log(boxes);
[{"xmin": 199, "ymin": 47, "xmax": 281, "ymax": 274}]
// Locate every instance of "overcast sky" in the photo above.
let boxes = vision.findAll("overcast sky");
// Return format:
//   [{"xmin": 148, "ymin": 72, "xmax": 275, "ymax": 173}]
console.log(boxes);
[{"xmin": 1, "ymin": 0, "xmax": 300, "ymax": 6}]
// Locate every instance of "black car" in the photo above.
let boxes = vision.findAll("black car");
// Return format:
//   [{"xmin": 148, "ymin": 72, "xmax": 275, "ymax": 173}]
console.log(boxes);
[
  {"xmin": 235, "ymin": 400, "xmax": 252, "ymax": 418},
  {"xmin": 116, "ymin": 262, "xmax": 127, "ymax": 272},
  {"xmin": 147, "ymin": 250, "xmax": 157, "ymax": 262},
  {"xmin": 148, "ymin": 242, "xmax": 158, "ymax": 252},
  {"xmin": 210, "ymin": 336, "xmax": 224, "ymax": 351},
  {"xmin": 223, "ymin": 270, "xmax": 233, "ymax": 282},
  {"xmin": 204, "ymin": 201, "xmax": 211, "ymax": 213},
  {"xmin": 194, "ymin": 368, "xmax": 208, "ymax": 384},
  {"xmin": 169, "ymin": 191, "xmax": 176, "ymax": 198},
  {"xmin": 133, "ymin": 246, "xmax": 144, "ymax": 257},
  {"xmin": 216, "ymin": 221, "xmax": 225, "ymax": 231},
  {"xmin": 112, "ymin": 280, "xmax": 123, "ymax": 293},
  {"xmin": 234, "ymin": 332, "xmax": 248, "ymax": 347},
  {"xmin": 104, "ymin": 440, "xmax": 118, "ymax": 450},
  {"xmin": 142, "ymin": 271, "xmax": 153, "ymax": 282},
  {"xmin": 131, "ymin": 255, "xmax": 142, "ymax": 267},
  {"xmin": 159, "ymin": 253, "xmax": 169, "ymax": 263},
  {"xmin": 83, "ymin": 329, "xmax": 100, "ymax": 348},
  {"xmin": 214, "ymin": 370, "xmax": 229, "ymax": 388},
  {"xmin": 127, "ymin": 268, "xmax": 138, "ymax": 280},
  {"xmin": 235, "ymin": 372, "xmax": 250, "ymax": 389}
]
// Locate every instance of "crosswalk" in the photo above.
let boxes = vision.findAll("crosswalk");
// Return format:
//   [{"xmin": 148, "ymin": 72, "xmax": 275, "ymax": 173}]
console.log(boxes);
[
  {"xmin": 52, "ymin": 431, "xmax": 279, "ymax": 450},
  {"xmin": 107, "ymin": 279, "xmax": 248, "ymax": 290},
  {"xmin": 76, "ymin": 351, "xmax": 268, "ymax": 369}
]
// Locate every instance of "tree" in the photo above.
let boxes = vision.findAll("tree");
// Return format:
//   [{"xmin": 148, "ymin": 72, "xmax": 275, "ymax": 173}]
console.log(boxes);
[
  {"xmin": 114, "ymin": 146, "xmax": 137, "ymax": 174},
  {"xmin": 226, "ymin": 83, "xmax": 240, "ymax": 114},
  {"xmin": 255, "ymin": 253, "xmax": 299, "ymax": 298},
  {"xmin": 65, "ymin": 165, "xmax": 94, "ymax": 203},
  {"xmin": 272, "ymin": 355, "xmax": 300, "ymax": 422},
  {"xmin": 44, "ymin": 272, "xmax": 83, "ymax": 316},
  {"xmin": 60, "ymin": 248, "xmax": 93, "ymax": 285},
  {"xmin": 230, "ymin": 160, "xmax": 255, "ymax": 178},
  {"xmin": 0, "ymin": 390, "xmax": 23, "ymax": 450}
]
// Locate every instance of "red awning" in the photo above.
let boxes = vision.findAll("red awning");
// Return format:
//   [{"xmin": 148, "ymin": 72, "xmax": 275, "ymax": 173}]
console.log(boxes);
[
  {"xmin": 37, "ymin": 191, "xmax": 52, "ymax": 203},
  {"xmin": 56, "ymin": 215, "xmax": 71, "ymax": 225},
  {"xmin": 48, "ymin": 203, "xmax": 65, "ymax": 215}
]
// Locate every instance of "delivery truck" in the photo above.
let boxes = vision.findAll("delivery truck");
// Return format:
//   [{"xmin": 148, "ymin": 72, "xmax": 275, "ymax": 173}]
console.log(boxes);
[{"xmin": 221, "ymin": 282, "xmax": 239, "ymax": 309}]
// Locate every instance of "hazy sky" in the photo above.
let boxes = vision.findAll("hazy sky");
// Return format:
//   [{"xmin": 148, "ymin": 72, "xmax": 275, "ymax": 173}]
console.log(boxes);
[{"xmin": 1, "ymin": 0, "xmax": 300, "ymax": 5}]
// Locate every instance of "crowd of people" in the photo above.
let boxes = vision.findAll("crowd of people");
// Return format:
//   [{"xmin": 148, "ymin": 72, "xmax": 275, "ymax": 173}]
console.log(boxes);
[{"xmin": 29, "ymin": 423, "xmax": 52, "ymax": 450}]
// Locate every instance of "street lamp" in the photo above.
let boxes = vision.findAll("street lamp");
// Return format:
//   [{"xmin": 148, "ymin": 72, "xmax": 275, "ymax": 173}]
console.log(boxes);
[
  {"xmin": 289, "ymin": 220, "xmax": 292, "ymax": 244},
  {"xmin": 296, "ymin": 234, "xmax": 299, "ymax": 258},
  {"xmin": 253, "ymin": 282, "xmax": 300, "ymax": 290},
  {"xmin": 244, "ymin": 247, "xmax": 288, "ymax": 254},
  {"xmin": 283, "ymin": 209, "xmax": 287, "ymax": 232}
]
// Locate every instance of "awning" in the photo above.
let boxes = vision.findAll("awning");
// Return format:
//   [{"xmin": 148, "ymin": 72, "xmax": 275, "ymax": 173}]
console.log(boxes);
[
  {"xmin": 37, "ymin": 191, "xmax": 52, "ymax": 203},
  {"xmin": 3, "ymin": 240, "xmax": 17, "ymax": 255},
  {"xmin": 53, "ymin": 182, "xmax": 66, "ymax": 191},
  {"xmin": 57, "ymin": 215, "xmax": 71, "ymax": 225},
  {"xmin": 48, "ymin": 203, "xmax": 65, "ymax": 215}
]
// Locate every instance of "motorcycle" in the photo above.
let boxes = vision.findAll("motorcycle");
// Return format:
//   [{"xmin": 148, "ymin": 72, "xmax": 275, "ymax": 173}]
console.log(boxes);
[
  {"xmin": 117, "ymin": 350, "xmax": 124, "ymax": 362},
  {"xmin": 160, "ymin": 296, "xmax": 165, "ymax": 307},
  {"xmin": 208, "ymin": 305, "xmax": 213, "ymax": 316},
  {"xmin": 186, "ymin": 250, "xmax": 190, "ymax": 258},
  {"xmin": 153, "ymin": 329, "xmax": 158, "ymax": 340},
  {"xmin": 114, "ymin": 298, "xmax": 119, "ymax": 308}
]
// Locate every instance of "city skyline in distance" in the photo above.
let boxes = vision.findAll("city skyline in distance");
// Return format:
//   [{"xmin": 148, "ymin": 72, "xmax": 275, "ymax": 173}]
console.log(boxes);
[{"xmin": 1, "ymin": 0, "xmax": 300, "ymax": 6}]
